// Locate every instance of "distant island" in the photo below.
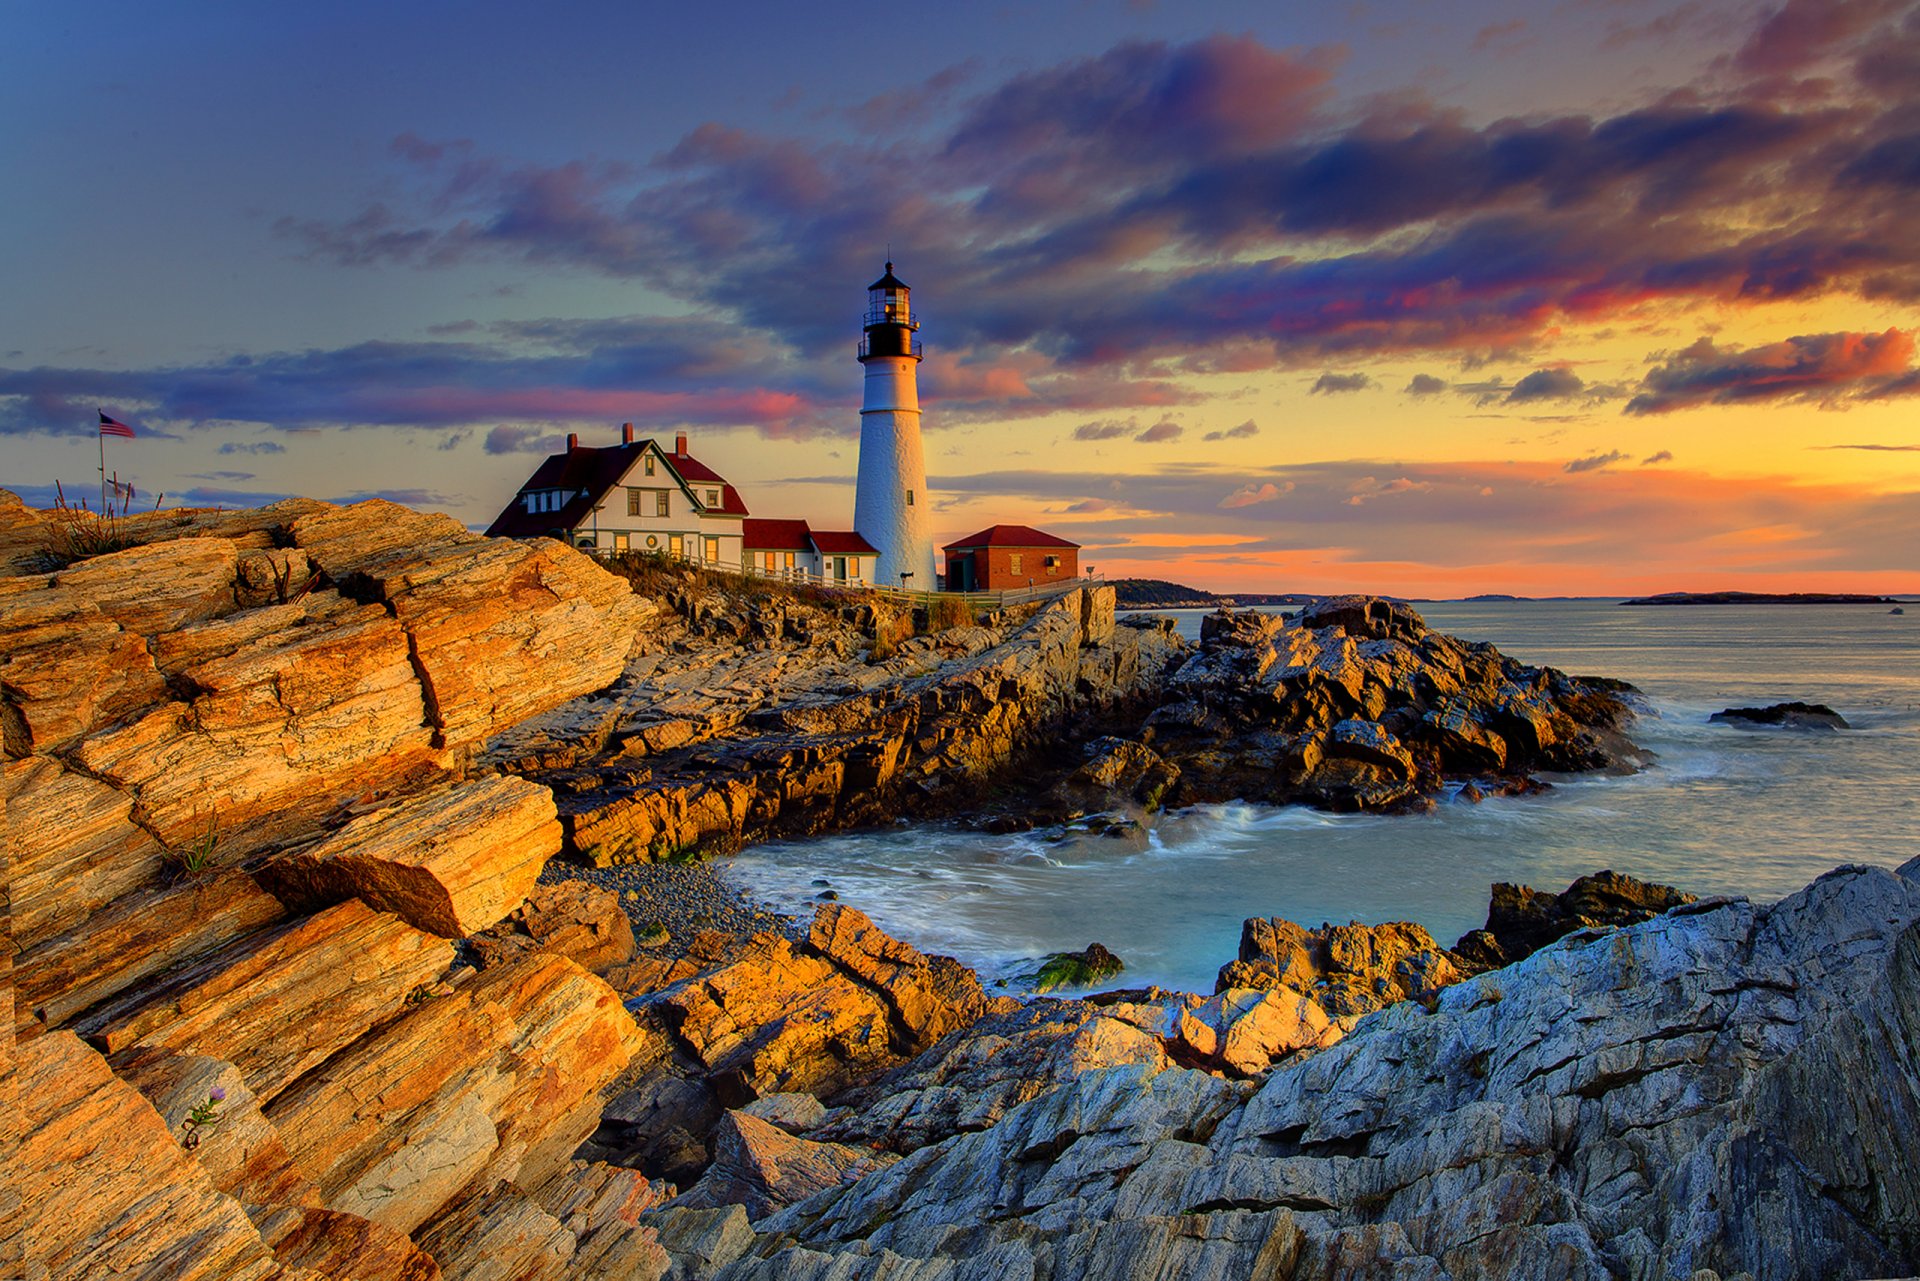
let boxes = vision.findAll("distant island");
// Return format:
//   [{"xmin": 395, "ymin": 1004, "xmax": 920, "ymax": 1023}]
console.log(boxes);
[
  {"xmin": 1110, "ymin": 577, "xmax": 1315, "ymax": 609},
  {"xmin": 1620, "ymin": 591, "xmax": 1901, "ymax": 606}
]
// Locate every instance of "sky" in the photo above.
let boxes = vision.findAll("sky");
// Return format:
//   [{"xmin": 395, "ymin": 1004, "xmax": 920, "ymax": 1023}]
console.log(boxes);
[{"xmin": 3, "ymin": 0, "xmax": 1918, "ymax": 597}]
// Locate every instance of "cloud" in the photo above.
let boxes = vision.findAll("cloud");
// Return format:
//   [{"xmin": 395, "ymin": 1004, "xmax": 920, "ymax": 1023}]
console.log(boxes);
[
  {"xmin": 1073, "ymin": 420, "xmax": 1131, "ymax": 441},
  {"xmin": 1812, "ymin": 442, "xmax": 1920, "ymax": 451},
  {"xmin": 1565, "ymin": 450, "xmax": 1629, "ymax": 472},
  {"xmin": 1219, "ymin": 481, "xmax": 1291, "ymax": 508},
  {"xmin": 1135, "ymin": 419, "xmax": 1184, "ymax": 443},
  {"xmin": 1203, "ymin": 420, "xmax": 1259, "ymax": 441},
  {"xmin": 218, "ymin": 441, "xmax": 285, "ymax": 455},
  {"xmin": 1310, "ymin": 372, "xmax": 1374, "ymax": 395},
  {"xmin": 186, "ymin": 470, "xmax": 258, "ymax": 482},
  {"xmin": 1642, "ymin": 450, "xmax": 1675, "ymax": 465},
  {"xmin": 1735, "ymin": 0, "xmax": 1898, "ymax": 76},
  {"xmin": 485, "ymin": 426, "xmax": 570, "ymax": 454},
  {"xmin": 1625, "ymin": 329, "xmax": 1917, "ymax": 415},
  {"xmin": 1405, "ymin": 373, "xmax": 1449, "ymax": 397},
  {"xmin": 1506, "ymin": 367, "xmax": 1587, "ymax": 404}
]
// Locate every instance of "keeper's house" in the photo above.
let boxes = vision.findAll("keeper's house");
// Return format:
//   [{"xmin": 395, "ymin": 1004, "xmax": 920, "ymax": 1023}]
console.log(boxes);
[
  {"xmin": 484, "ymin": 425, "xmax": 748, "ymax": 565},
  {"xmin": 942, "ymin": 524, "xmax": 1079, "ymax": 591},
  {"xmin": 742, "ymin": 518, "xmax": 879, "ymax": 585}
]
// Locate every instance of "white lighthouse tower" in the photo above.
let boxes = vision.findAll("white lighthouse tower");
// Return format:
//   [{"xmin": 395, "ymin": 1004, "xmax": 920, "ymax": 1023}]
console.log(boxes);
[{"xmin": 853, "ymin": 262, "xmax": 936, "ymax": 592}]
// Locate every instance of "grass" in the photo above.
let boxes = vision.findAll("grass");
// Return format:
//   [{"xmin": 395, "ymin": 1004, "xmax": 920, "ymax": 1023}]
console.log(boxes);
[{"xmin": 167, "ymin": 813, "xmax": 221, "ymax": 881}]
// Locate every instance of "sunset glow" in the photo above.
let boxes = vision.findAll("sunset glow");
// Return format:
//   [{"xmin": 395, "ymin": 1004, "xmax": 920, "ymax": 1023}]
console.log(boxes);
[{"xmin": 4, "ymin": 1, "xmax": 1916, "ymax": 596}]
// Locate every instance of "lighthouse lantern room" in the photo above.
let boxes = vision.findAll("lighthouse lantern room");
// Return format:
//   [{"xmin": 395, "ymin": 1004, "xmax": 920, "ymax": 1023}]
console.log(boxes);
[{"xmin": 853, "ymin": 262, "xmax": 936, "ymax": 590}]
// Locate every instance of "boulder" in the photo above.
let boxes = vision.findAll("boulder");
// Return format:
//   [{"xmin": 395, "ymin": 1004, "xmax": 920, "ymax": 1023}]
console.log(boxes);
[
  {"xmin": 1452, "ymin": 869, "xmax": 1697, "ymax": 970},
  {"xmin": 1032, "ymin": 943, "xmax": 1126, "ymax": 993},
  {"xmin": 512, "ymin": 878, "xmax": 637, "ymax": 973},
  {"xmin": 1710, "ymin": 701, "xmax": 1850, "ymax": 730},
  {"xmin": 1170, "ymin": 987, "xmax": 1339, "ymax": 1076},
  {"xmin": 674, "ymin": 1110, "xmax": 899, "ymax": 1220},
  {"xmin": 1056, "ymin": 737, "xmax": 1179, "ymax": 813},
  {"xmin": 258, "ymin": 776, "xmax": 560, "ymax": 938},
  {"xmin": 1216, "ymin": 917, "xmax": 1467, "ymax": 1018},
  {"xmin": 1297, "ymin": 594, "xmax": 1428, "ymax": 642}
]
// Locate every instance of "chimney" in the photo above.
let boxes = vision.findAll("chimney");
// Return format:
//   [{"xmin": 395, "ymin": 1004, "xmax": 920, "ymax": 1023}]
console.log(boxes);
[
  {"xmin": 566, "ymin": 432, "xmax": 579, "ymax": 452},
  {"xmin": 622, "ymin": 422, "xmax": 635, "ymax": 444},
  {"xmin": 675, "ymin": 432, "xmax": 688, "ymax": 457}
]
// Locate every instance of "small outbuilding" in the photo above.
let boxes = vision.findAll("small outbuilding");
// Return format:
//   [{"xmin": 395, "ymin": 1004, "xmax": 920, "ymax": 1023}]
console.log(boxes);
[{"xmin": 942, "ymin": 524, "xmax": 1080, "ymax": 592}]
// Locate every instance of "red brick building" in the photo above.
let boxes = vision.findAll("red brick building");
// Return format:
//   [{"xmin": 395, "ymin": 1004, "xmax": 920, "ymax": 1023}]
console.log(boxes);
[{"xmin": 942, "ymin": 524, "xmax": 1080, "ymax": 591}]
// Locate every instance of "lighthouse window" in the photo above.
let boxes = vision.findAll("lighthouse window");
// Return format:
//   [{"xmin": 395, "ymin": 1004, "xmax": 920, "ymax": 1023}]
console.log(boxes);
[{"xmin": 905, "ymin": 489, "xmax": 915, "ymax": 506}]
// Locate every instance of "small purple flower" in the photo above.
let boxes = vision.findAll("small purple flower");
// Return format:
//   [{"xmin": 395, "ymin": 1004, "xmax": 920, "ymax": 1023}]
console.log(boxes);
[{"xmin": 208, "ymin": 1087, "xmax": 226, "ymax": 1102}]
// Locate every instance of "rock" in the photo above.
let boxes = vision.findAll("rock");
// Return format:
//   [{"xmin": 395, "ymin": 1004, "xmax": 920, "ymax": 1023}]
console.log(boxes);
[
  {"xmin": 512, "ymin": 879, "xmax": 638, "ymax": 973},
  {"xmin": 9, "ymin": 1031, "xmax": 291, "ymax": 1280},
  {"xmin": 411, "ymin": 1185, "xmax": 577, "ymax": 1280},
  {"xmin": 1032, "ymin": 943, "xmax": 1126, "ymax": 993},
  {"xmin": 0, "ymin": 585, "xmax": 166, "ymax": 754},
  {"xmin": 263, "ymin": 1208, "xmax": 444, "ymax": 1281},
  {"xmin": 716, "ymin": 860, "xmax": 1920, "ymax": 1279},
  {"xmin": 639, "ymin": 1205, "xmax": 755, "ymax": 1280},
  {"xmin": 1297, "ymin": 594, "xmax": 1429, "ymax": 642},
  {"xmin": 1216, "ymin": 917, "xmax": 1467, "ymax": 1018},
  {"xmin": 78, "ymin": 899, "xmax": 456, "ymax": 1103},
  {"xmin": 529, "ymin": 1161, "xmax": 676, "ymax": 1280},
  {"xmin": 675, "ymin": 1110, "xmax": 899, "ymax": 1220},
  {"xmin": 1452, "ymin": 869, "xmax": 1697, "ymax": 970},
  {"xmin": 1710, "ymin": 701, "xmax": 1850, "ymax": 730},
  {"xmin": 265, "ymin": 952, "xmax": 644, "ymax": 1234},
  {"xmin": 599, "ymin": 1072, "xmax": 724, "ymax": 1184},
  {"xmin": 660, "ymin": 907, "xmax": 996, "ymax": 1104},
  {"xmin": 740, "ymin": 1092, "xmax": 829, "ymax": 1133},
  {"xmin": 258, "ymin": 776, "xmax": 560, "ymax": 938},
  {"xmin": 1170, "ymin": 987, "xmax": 1340, "ymax": 1076},
  {"xmin": 1056, "ymin": 738, "xmax": 1179, "ymax": 813}
]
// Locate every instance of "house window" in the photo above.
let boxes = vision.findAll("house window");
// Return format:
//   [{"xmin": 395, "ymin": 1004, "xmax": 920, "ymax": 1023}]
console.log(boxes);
[
  {"xmin": 523, "ymin": 493, "xmax": 537, "ymax": 514},
  {"xmin": 613, "ymin": 533, "xmax": 630, "ymax": 552},
  {"xmin": 783, "ymin": 551, "xmax": 795, "ymax": 569},
  {"xmin": 656, "ymin": 490, "xmax": 670, "ymax": 517},
  {"xmin": 1009, "ymin": 552, "xmax": 1023, "ymax": 573},
  {"xmin": 669, "ymin": 534, "xmax": 683, "ymax": 558},
  {"xmin": 834, "ymin": 557, "xmax": 847, "ymax": 581},
  {"xmin": 1045, "ymin": 555, "xmax": 1061, "ymax": 574},
  {"xmin": 627, "ymin": 488, "xmax": 643, "ymax": 517},
  {"xmin": 704, "ymin": 536, "xmax": 719, "ymax": 563},
  {"xmin": 644, "ymin": 455, "xmax": 656, "ymax": 476},
  {"xmin": 706, "ymin": 488, "xmax": 719, "ymax": 507},
  {"xmin": 763, "ymin": 551, "xmax": 776, "ymax": 571}
]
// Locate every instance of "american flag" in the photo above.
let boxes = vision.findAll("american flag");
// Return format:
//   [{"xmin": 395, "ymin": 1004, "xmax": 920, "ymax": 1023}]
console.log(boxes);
[{"xmin": 98, "ymin": 410, "xmax": 136, "ymax": 438}]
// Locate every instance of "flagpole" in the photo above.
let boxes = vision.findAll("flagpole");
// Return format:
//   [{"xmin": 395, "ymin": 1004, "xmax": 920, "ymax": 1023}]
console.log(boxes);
[{"xmin": 99, "ymin": 428, "xmax": 107, "ymax": 513}]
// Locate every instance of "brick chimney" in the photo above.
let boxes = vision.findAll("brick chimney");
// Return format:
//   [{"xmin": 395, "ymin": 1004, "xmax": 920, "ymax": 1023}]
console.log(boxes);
[
  {"xmin": 622, "ymin": 422, "xmax": 635, "ymax": 444},
  {"xmin": 566, "ymin": 432, "xmax": 579, "ymax": 451},
  {"xmin": 675, "ymin": 431, "xmax": 688, "ymax": 457}
]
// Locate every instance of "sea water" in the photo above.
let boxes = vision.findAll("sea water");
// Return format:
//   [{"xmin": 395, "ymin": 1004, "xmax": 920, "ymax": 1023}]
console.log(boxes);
[{"xmin": 728, "ymin": 601, "xmax": 1920, "ymax": 993}]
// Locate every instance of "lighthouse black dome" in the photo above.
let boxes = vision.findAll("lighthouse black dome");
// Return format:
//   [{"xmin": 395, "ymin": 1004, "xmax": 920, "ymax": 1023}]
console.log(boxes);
[{"xmin": 868, "ymin": 262, "xmax": 909, "ymax": 292}]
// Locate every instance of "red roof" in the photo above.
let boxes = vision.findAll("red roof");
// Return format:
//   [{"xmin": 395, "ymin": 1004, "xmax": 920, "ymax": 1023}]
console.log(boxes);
[
  {"xmin": 942, "ymin": 524, "xmax": 1079, "ymax": 551},
  {"xmin": 484, "ymin": 434, "xmax": 749, "ymax": 537},
  {"xmin": 810, "ymin": 530, "xmax": 877, "ymax": 556},
  {"xmin": 742, "ymin": 518, "xmax": 812, "ymax": 551}
]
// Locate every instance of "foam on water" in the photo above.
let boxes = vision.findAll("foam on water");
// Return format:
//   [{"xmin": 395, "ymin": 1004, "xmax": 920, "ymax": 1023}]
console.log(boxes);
[{"xmin": 729, "ymin": 601, "xmax": 1920, "ymax": 994}]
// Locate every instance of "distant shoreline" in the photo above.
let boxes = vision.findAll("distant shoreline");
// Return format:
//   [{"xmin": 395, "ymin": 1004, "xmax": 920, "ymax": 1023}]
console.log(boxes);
[{"xmin": 1619, "ymin": 591, "xmax": 1902, "ymax": 606}]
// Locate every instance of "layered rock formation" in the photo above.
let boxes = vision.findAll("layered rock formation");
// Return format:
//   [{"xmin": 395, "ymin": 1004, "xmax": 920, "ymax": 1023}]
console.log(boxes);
[{"xmin": 705, "ymin": 860, "xmax": 1920, "ymax": 1280}]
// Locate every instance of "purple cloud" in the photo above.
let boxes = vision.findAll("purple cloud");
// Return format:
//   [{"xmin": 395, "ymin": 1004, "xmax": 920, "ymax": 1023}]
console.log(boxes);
[
  {"xmin": 1135, "ymin": 419, "xmax": 1184, "ymax": 443},
  {"xmin": 1506, "ymin": 367, "xmax": 1587, "ymax": 404},
  {"xmin": 1564, "ymin": 450, "xmax": 1628, "ymax": 473},
  {"xmin": 1203, "ymin": 420, "xmax": 1259, "ymax": 441},
  {"xmin": 1625, "ymin": 329, "xmax": 1917, "ymax": 414},
  {"xmin": 1310, "ymin": 372, "xmax": 1374, "ymax": 395}
]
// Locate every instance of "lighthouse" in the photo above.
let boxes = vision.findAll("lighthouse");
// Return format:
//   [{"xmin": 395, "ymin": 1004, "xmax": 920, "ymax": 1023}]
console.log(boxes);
[{"xmin": 853, "ymin": 262, "xmax": 936, "ymax": 592}]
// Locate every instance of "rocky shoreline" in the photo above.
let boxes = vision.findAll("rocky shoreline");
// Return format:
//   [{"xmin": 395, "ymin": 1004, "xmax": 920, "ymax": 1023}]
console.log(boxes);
[{"xmin": 8, "ymin": 490, "xmax": 1919, "ymax": 1281}]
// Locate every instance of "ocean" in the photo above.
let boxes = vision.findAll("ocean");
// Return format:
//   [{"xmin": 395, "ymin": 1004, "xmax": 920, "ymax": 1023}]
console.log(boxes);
[{"xmin": 728, "ymin": 601, "xmax": 1920, "ymax": 994}]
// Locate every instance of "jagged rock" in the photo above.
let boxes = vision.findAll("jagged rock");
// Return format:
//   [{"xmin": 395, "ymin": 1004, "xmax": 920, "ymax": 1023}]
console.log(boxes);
[
  {"xmin": 818, "ymin": 998, "xmax": 1173, "ymax": 1155},
  {"xmin": 510, "ymin": 878, "xmax": 638, "ymax": 973},
  {"xmin": 1710, "ymin": 701, "xmax": 1851, "ymax": 730},
  {"xmin": 1170, "ymin": 988, "xmax": 1340, "ymax": 1076},
  {"xmin": 265, "ymin": 953, "xmax": 644, "ymax": 1234},
  {"xmin": 1452, "ymin": 869, "xmax": 1697, "ymax": 970},
  {"xmin": 79, "ymin": 899, "xmax": 456, "ymax": 1102},
  {"xmin": 258, "ymin": 776, "xmax": 560, "ymax": 938},
  {"xmin": 1056, "ymin": 737, "xmax": 1179, "ymax": 814},
  {"xmin": 740, "ymin": 1091, "xmax": 829, "ymax": 1132},
  {"xmin": 1216, "ymin": 917, "xmax": 1467, "ymax": 1018},
  {"xmin": 731, "ymin": 861, "xmax": 1920, "ymax": 1280},
  {"xmin": 641, "ymin": 1205, "xmax": 755, "ymax": 1279},
  {"xmin": 530, "ymin": 1161, "xmax": 676, "ymax": 1280},
  {"xmin": 10, "ymin": 1031, "xmax": 294, "ymax": 1280},
  {"xmin": 1297, "ymin": 594, "xmax": 1428, "ymax": 643},
  {"xmin": 676, "ymin": 1110, "xmax": 899, "ymax": 1220},
  {"xmin": 660, "ymin": 907, "xmax": 1000, "ymax": 1105},
  {"xmin": 51, "ymin": 536, "xmax": 242, "ymax": 635},
  {"xmin": 0, "ymin": 583, "xmax": 166, "ymax": 753}
]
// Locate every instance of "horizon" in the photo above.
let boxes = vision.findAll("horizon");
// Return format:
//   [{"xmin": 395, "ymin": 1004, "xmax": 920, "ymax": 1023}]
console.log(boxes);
[{"xmin": 4, "ymin": 1, "xmax": 1917, "ymax": 598}]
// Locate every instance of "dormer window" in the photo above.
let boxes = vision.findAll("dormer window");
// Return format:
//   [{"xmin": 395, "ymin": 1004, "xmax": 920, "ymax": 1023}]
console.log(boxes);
[
  {"xmin": 645, "ymin": 456, "xmax": 656, "ymax": 476},
  {"xmin": 706, "ymin": 488, "xmax": 719, "ymax": 506}
]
